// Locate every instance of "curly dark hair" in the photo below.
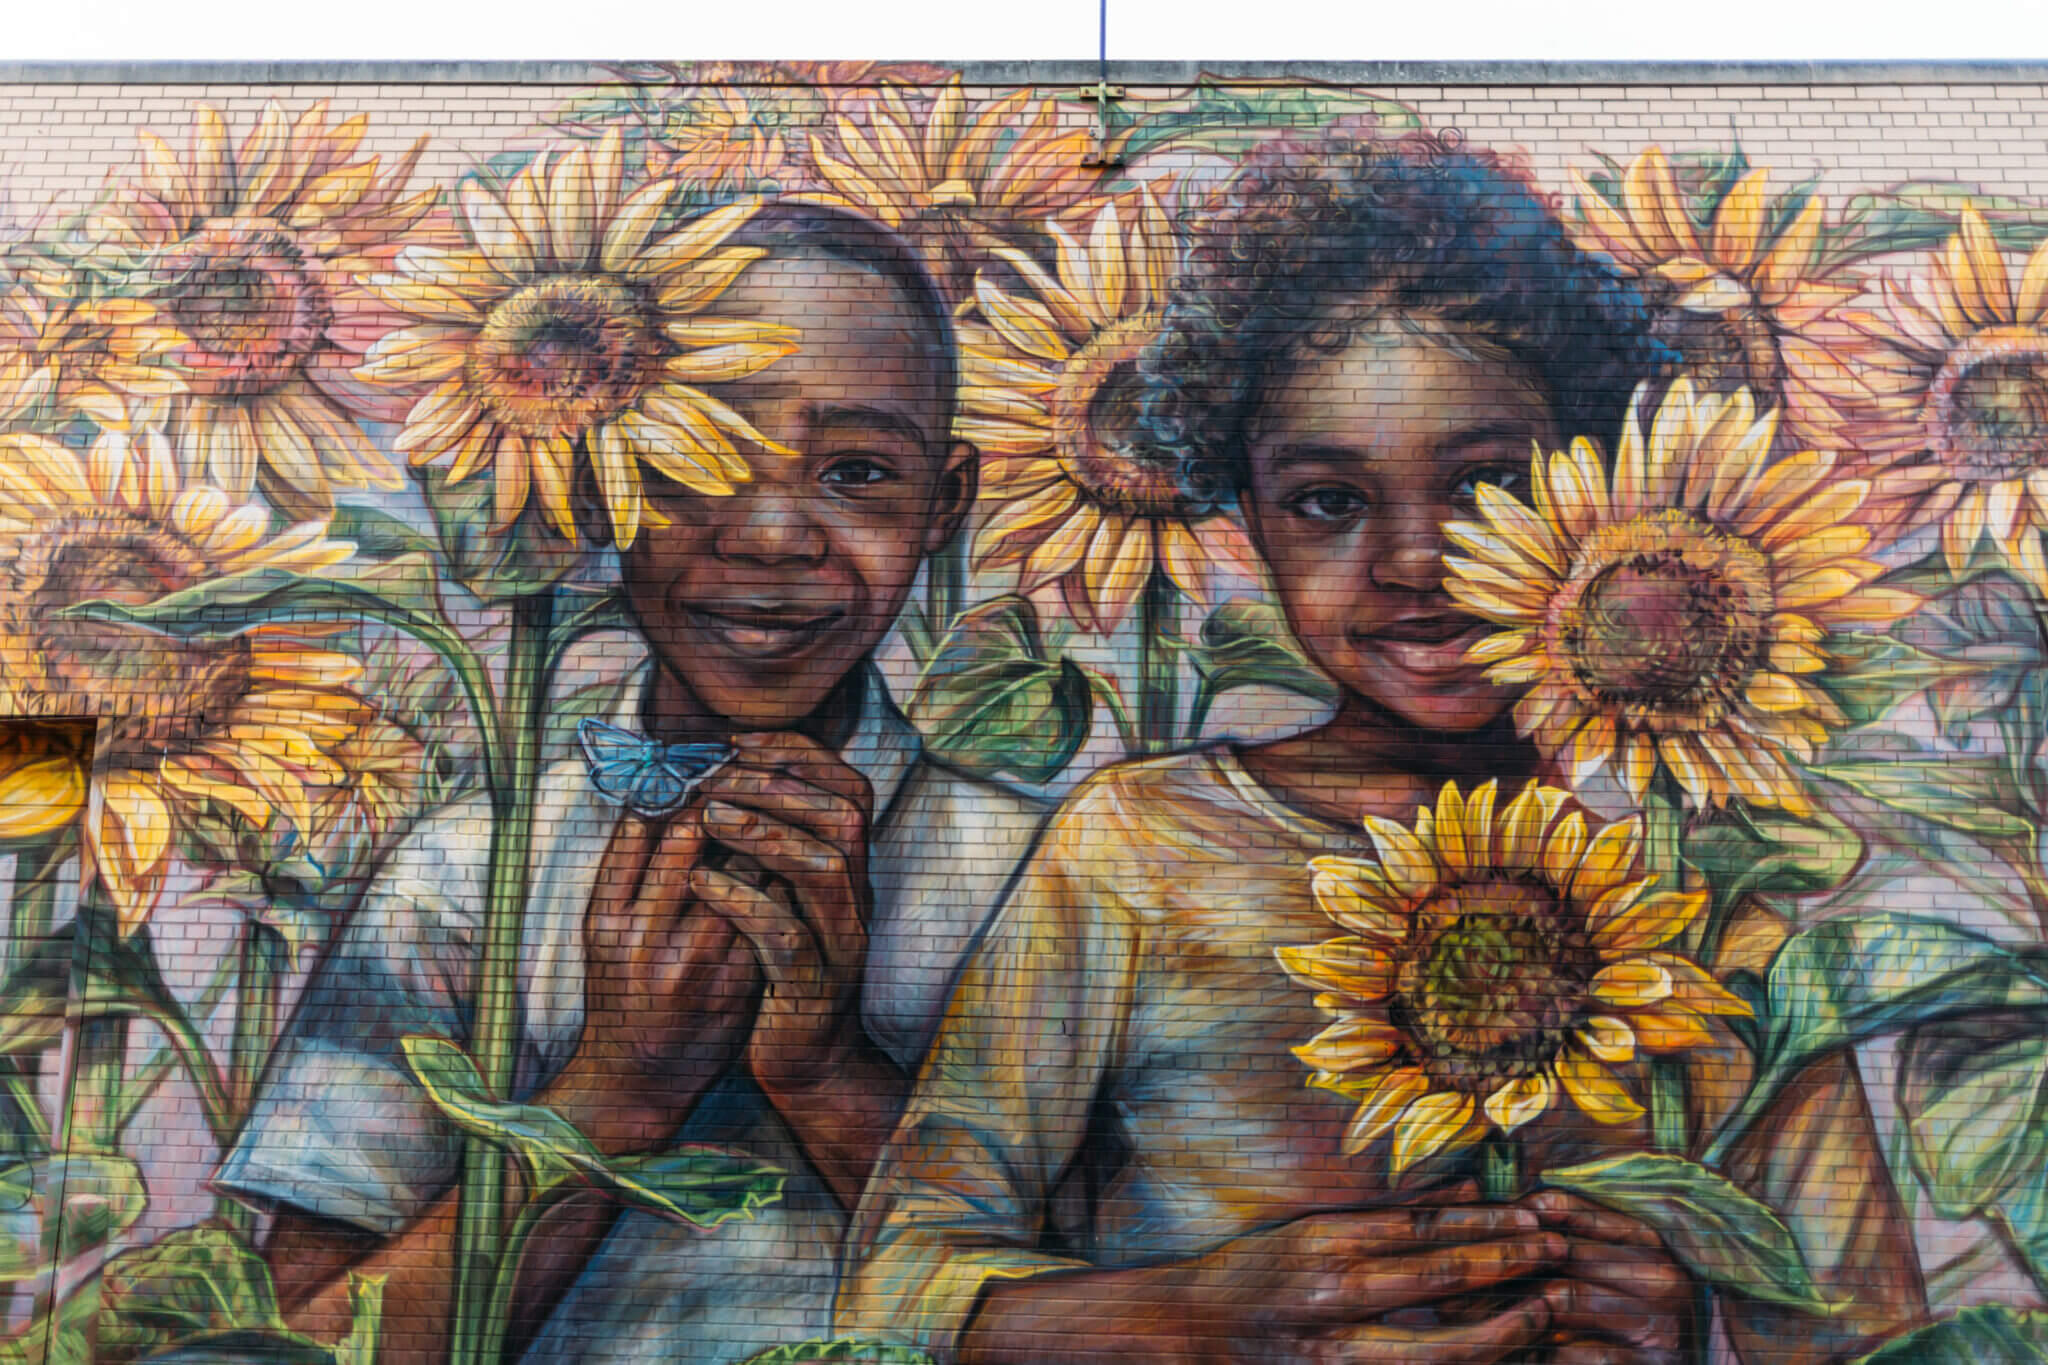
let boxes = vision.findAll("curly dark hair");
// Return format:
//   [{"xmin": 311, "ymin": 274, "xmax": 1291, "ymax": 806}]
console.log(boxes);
[{"xmin": 1143, "ymin": 131, "xmax": 1675, "ymax": 501}]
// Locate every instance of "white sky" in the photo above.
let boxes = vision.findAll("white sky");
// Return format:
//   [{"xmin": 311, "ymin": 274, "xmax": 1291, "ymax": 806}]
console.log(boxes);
[{"xmin": 5, "ymin": 0, "xmax": 2047, "ymax": 64}]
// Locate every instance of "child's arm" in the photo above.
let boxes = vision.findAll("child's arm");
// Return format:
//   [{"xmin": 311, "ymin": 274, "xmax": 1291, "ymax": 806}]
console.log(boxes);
[
  {"xmin": 688, "ymin": 731, "xmax": 909, "ymax": 1208},
  {"xmin": 270, "ymin": 814, "xmax": 762, "ymax": 1365}
]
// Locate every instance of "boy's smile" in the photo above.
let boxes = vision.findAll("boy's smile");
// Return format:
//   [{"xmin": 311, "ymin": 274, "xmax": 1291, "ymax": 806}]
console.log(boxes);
[{"xmin": 613, "ymin": 249, "xmax": 972, "ymax": 734}]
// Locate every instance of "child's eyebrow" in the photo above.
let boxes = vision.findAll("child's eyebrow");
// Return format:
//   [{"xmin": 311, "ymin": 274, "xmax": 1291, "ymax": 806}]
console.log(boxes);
[{"xmin": 811, "ymin": 404, "xmax": 928, "ymax": 447}]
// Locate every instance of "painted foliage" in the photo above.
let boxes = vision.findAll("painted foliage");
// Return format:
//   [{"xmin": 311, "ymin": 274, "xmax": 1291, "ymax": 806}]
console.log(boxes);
[{"xmin": 0, "ymin": 63, "xmax": 2042, "ymax": 1365}]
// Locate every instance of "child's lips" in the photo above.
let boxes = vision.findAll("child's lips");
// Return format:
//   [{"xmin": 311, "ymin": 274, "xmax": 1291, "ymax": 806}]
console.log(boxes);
[
  {"xmin": 684, "ymin": 604, "xmax": 844, "ymax": 659},
  {"xmin": 1356, "ymin": 616, "xmax": 1494, "ymax": 675}
]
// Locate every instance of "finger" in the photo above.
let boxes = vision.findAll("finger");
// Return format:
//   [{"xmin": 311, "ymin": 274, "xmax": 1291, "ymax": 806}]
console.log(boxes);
[
  {"xmin": 633, "ymin": 810, "xmax": 707, "ymax": 919},
  {"xmin": 1549, "ymin": 1342, "xmax": 1642, "ymax": 1365},
  {"xmin": 1524, "ymin": 1192, "xmax": 1668, "ymax": 1250},
  {"xmin": 699, "ymin": 764, "xmax": 863, "ymax": 852},
  {"xmin": 1558, "ymin": 1237, "xmax": 1691, "ymax": 1298},
  {"xmin": 702, "ymin": 800, "xmax": 852, "ymax": 891},
  {"xmin": 1413, "ymin": 1180, "xmax": 1482, "ymax": 1209},
  {"xmin": 1332, "ymin": 1232, "xmax": 1566, "ymax": 1317},
  {"xmin": 1316, "ymin": 1292, "xmax": 1553, "ymax": 1364},
  {"xmin": 588, "ymin": 817, "xmax": 658, "ymax": 928},
  {"xmin": 1297, "ymin": 1203, "xmax": 1547, "ymax": 1261},
  {"xmin": 1544, "ymin": 1274, "xmax": 1684, "ymax": 1353},
  {"xmin": 731, "ymin": 732, "xmax": 873, "ymax": 813},
  {"xmin": 692, "ymin": 867, "xmax": 817, "ymax": 989}
]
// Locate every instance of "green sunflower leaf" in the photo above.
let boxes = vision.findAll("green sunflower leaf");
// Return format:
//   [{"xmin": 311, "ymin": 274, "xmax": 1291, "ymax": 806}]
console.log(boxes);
[
  {"xmin": 0, "ymin": 1152, "xmax": 148, "ymax": 1269},
  {"xmin": 1536, "ymin": 1152, "xmax": 1830, "ymax": 1311},
  {"xmin": 1805, "ymin": 757, "xmax": 2035, "ymax": 839},
  {"xmin": 1708, "ymin": 913, "xmax": 2048, "ymax": 1162},
  {"xmin": 400, "ymin": 1035, "xmax": 784, "ymax": 1226},
  {"xmin": 1681, "ymin": 806, "xmax": 1862, "ymax": 917},
  {"xmin": 1185, "ymin": 599, "xmax": 1338, "ymax": 733},
  {"xmin": 906, "ymin": 595, "xmax": 1092, "ymax": 785},
  {"xmin": 1851, "ymin": 1305, "xmax": 2048, "ymax": 1363},
  {"xmin": 1897, "ymin": 1012, "xmax": 2048, "ymax": 1288},
  {"xmin": 97, "ymin": 1223, "xmax": 283, "ymax": 1357}
]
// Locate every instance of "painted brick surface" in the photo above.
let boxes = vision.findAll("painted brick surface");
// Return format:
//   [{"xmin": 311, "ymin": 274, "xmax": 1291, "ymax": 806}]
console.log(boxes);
[{"xmin": 0, "ymin": 61, "xmax": 2043, "ymax": 1364}]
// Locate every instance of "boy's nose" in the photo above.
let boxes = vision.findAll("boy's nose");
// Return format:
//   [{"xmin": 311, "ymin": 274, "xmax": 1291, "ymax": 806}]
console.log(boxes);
[{"xmin": 715, "ymin": 495, "xmax": 828, "ymax": 562}]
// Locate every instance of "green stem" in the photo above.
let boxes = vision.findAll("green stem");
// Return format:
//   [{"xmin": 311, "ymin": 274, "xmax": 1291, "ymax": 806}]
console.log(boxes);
[
  {"xmin": 475, "ymin": 1191, "xmax": 554, "ymax": 1365},
  {"xmin": 1136, "ymin": 570, "xmax": 1180, "ymax": 756},
  {"xmin": 924, "ymin": 533, "xmax": 964, "ymax": 644},
  {"xmin": 219, "ymin": 922, "xmax": 283, "ymax": 1232},
  {"xmin": 448, "ymin": 592, "xmax": 553, "ymax": 1365},
  {"xmin": 1, "ymin": 834, "xmax": 70, "ymax": 1161},
  {"xmin": 1479, "ymin": 1134, "xmax": 1522, "ymax": 1202},
  {"xmin": 1643, "ymin": 777, "xmax": 1689, "ymax": 1156}
]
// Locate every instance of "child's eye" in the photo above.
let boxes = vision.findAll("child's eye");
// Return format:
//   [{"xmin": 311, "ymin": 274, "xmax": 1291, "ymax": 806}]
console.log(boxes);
[
  {"xmin": 1454, "ymin": 465, "xmax": 1528, "ymax": 506},
  {"xmin": 820, "ymin": 455, "xmax": 896, "ymax": 490},
  {"xmin": 1287, "ymin": 486, "xmax": 1370, "ymax": 524}
]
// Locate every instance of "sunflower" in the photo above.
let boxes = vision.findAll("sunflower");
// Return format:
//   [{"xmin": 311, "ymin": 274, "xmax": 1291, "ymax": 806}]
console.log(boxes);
[
  {"xmin": 1443, "ymin": 379, "xmax": 1916, "ymax": 816},
  {"xmin": 355, "ymin": 132, "xmax": 798, "ymax": 549},
  {"xmin": 963, "ymin": 193, "xmax": 1260, "ymax": 630},
  {"xmin": 91, "ymin": 99, "xmax": 437, "ymax": 515},
  {"xmin": 1284, "ymin": 779, "xmax": 1749, "ymax": 1172},
  {"xmin": 1571, "ymin": 147, "xmax": 1870, "ymax": 451},
  {"xmin": 809, "ymin": 81, "xmax": 1106, "ymax": 300},
  {"xmin": 0, "ymin": 423, "xmax": 369, "ymax": 930},
  {"xmin": 1833, "ymin": 206, "xmax": 2048, "ymax": 581},
  {"xmin": 648, "ymin": 86, "xmax": 800, "ymax": 194},
  {"xmin": 0, "ymin": 272, "xmax": 185, "ymax": 430}
]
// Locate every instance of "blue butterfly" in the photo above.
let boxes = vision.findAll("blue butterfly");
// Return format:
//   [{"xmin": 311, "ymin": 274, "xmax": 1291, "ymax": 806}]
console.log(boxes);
[{"xmin": 577, "ymin": 718, "xmax": 734, "ymax": 818}]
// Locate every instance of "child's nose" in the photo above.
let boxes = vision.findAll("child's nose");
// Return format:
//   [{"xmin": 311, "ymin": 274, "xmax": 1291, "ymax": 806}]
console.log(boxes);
[{"xmin": 716, "ymin": 494, "xmax": 828, "ymax": 562}]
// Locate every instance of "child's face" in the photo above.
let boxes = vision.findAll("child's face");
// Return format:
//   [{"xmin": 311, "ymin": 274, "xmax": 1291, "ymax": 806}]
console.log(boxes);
[
  {"xmin": 619, "ymin": 253, "xmax": 971, "ymax": 730},
  {"xmin": 1241, "ymin": 321, "xmax": 1560, "ymax": 734}
]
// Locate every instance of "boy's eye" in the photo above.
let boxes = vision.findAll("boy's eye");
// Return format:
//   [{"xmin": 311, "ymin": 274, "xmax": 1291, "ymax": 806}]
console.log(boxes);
[
  {"xmin": 1287, "ymin": 485, "xmax": 1370, "ymax": 524},
  {"xmin": 1454, "ymin": 464, "xmax": 1528, "ymax": 506},
  {"xmin": 820, "ymin": 454, "xmax": 897, "ymax": 490}
]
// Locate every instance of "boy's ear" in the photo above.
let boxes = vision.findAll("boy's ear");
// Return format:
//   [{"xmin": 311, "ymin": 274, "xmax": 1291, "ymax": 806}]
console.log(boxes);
[
  {"xmin": 921, "ymin": 439, "xmax": 978, "ymax": 555},
  {"xmin": 569, "ymin": 457, "xmax": 615, "ymax": 549}
]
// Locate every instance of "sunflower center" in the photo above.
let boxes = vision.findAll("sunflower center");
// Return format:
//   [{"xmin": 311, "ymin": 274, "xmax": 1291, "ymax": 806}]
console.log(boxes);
[
  {"xmin": 0, "ymin": 514, "xmax": 251, "ymax": 761},
  {"xmin": 1393, "ymin": 880, "xmax": 1597, "ymax": 1093},
  {"xmin": 1929, "ymin": 327, "xmax": 2048, "ymax": 480},
  {"xmin": 469, "ymin": 275, "xmax": 660, "ymax": 440},
  {"xmin": 158, "ymin": 218, "xmax": 332, "ymax": 399},
  {"xmin": 1052, "ymin": 313, "xmax": 1207, "ymax": 520},
  {"xmin": 1548, "ymin": 509, "xmax": 1773, "ymax": 724}
]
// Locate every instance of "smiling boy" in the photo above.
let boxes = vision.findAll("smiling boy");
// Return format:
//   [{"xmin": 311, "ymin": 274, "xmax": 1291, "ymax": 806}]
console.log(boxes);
[{"xmin": 213, "ymin": 203, "xmax": 1047, "ymax": 1365}]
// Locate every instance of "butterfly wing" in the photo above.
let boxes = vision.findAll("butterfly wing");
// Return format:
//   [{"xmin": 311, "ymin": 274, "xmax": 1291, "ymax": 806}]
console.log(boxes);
[
  {"xmin": 636, "ymin": 743, "xmax": 733, "ymax": 816},
  {"xmin": 579, "ymin": 719, "xmax": 660, "ymax": 810}
]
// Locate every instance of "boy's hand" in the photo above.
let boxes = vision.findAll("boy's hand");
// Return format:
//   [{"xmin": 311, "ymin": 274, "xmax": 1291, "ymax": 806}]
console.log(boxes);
[
  {"xmin": 689, "ymin": 731, "xmax": 875, "ymax": 1096},
  {"xmin": 573, "ymin": 813, "xmax": 763, "ymax": 1137}
]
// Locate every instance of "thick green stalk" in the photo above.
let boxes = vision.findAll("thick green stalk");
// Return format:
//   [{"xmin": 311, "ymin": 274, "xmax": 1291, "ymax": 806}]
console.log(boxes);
[
  {"xmin": 923, "ymin": 533, "xmax": 965, "ymax": 647},
  {"xmin": 1479, "ymin": 1134, "xmax": 1522, "ymax": 1202},
  {"xmin": 219, "ymin": 921, "xmax": 284, "ymax": 1233},
  {"xmin": 448, "ymin": 593, "xmax": 553, "ymax": 1365},
  {"xmin": 1643, "ymin": 778, "xmax": 1688, "ymax": 1156},
  {"xmin": 1136, "ymin": 570, "xmax": 1181, "ymax": 755}
]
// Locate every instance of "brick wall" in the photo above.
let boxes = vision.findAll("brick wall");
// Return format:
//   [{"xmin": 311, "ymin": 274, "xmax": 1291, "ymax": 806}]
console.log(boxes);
[{"xmin": 0, "ymin": 62, "xmax": 2044, "ymax": 1365}]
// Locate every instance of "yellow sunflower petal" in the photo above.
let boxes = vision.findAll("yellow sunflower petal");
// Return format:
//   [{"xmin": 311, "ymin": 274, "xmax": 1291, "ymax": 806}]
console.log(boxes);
[
  {"xmin": 1574, "ymin": 1016, "xmax": 1638, "ymax": 1064},
  {"xmin": 1308, "ymin": 858, "xmax": 1409, "ymax": 943},
  {"xmin": 1483, "ymin": 1070, "xmax": 1558, "ymax": 1134},
  {"xmin": 1591, "ymin": 959, "xmax": 1675, "ymax": 1008},
  {"xmin": 1629, "ymin": 1001, "xmax": 1717, "ymax": 1053},
  {"xmin": 1557, "ymin": 1054, "xmax": 1645, "ymax": 1125},
  {"xmin": 1293, "ymin": 1017, "xmax": 1406, "ymax": 1073},
  {"xmin": 1571, "ymin": 815, "xmax": 1643, "ymax": 902},
  {"xmin": 1392, "ymin": 1090, "xmax": 1476, "ymax": 1173},
  {"xmin": 1274, "ymin": 939, "xmax": 1395, "ymax": 1003},
  {"xmin": 1340, "ymin": 1065, "xmax": 1433, "ymax": 1156},
  {"xmin": 1359, "ymin": 813, "xmax": 1439, "ymax": 899},
  {"xmin": 0, "ymin": 757, "xmax": 87, "ymax": 839},
  {"xmin": 1591, "ymin": 889, "xmax": 1707, "ymax": 955}
]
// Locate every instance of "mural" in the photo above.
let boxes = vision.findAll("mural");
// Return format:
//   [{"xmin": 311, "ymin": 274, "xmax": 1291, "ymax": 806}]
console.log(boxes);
[{"xmin": 0, "ymin": 63, "xmax": 2044, "ymax": 1365}]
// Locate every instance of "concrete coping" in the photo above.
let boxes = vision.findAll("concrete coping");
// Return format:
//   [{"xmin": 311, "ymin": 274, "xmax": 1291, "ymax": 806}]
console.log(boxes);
[{"xmin": 2, "ymin": 59, "xmax": 2048, "ymax": 87}]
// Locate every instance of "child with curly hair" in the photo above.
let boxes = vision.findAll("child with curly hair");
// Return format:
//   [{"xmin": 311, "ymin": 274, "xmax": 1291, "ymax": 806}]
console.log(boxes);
[{"xmin": 841, "ymin": 133, "xmax": 1926, "ymax": 1365}]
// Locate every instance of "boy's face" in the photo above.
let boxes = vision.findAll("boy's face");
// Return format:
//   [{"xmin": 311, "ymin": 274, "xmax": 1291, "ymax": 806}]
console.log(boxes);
[
  {"xmin": 618, "ymin": 253, "xmax": 972, "ymax": 730},
  {"xmin": 1241, "ymin": 321, "xmax": 1560, "ymax": 734}
]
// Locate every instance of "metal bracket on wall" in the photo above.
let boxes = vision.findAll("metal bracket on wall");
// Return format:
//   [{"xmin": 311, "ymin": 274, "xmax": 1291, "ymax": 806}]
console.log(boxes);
[{"xmin": 1072, "ymin": 81, "xmax": 1126, "ymax": 167}]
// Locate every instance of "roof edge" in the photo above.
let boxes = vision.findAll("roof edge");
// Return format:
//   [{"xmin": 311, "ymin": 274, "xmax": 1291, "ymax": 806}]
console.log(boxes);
[{"xmin": 1, "ymin": 58, "xmax": 2046, "ymax": 86}]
